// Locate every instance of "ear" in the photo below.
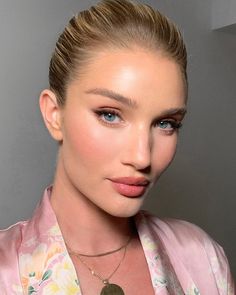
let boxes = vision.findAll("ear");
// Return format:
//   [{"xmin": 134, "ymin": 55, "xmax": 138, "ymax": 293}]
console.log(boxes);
[{"xmin": 39, "ymin": 89, "xmax": 63, "ymax": 142}]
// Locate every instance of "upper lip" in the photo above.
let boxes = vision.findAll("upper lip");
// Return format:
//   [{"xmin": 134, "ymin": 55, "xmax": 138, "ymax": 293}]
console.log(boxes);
[{"xmin": 109, "ymin": 177, "xmax": 150, "ymax": 186}]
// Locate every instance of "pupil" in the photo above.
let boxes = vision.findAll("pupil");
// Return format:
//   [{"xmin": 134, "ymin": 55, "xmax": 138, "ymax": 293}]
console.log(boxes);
[
  {"xmin": 160, "ymin": 121, "xmax": 168, "ymax": 128},
  {"xmin": 105, "ymin": 113, "xmax": 115, "ymax": 121}
]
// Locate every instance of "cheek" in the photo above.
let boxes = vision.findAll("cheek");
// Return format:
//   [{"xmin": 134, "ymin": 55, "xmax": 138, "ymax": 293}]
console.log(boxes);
[
  {"xmin": 152, "ymin": 135, "xmax": 178, "ymax": 172},
  {"xmin": 63, "ymin": 115, "xmax": 122, "ymax": 164}
]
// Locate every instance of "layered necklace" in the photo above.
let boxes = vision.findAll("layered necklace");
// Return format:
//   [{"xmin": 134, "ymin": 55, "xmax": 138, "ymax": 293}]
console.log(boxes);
[{"xmin": 67, "ymin": 236, "xmax": 132, "ymax": 295}]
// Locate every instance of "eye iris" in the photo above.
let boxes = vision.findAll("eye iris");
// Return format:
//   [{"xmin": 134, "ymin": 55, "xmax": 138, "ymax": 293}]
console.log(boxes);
[
  {"xmin": 104, "ymin": 113, "xmax": 116, "ymax": 122},
  {"xmin": 159, "ymin": 121, "xmax": 170, "ymax": 129}
]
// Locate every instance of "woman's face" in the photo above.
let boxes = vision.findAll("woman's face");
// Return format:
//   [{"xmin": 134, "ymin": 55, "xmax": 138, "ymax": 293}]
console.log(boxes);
[{"xmin": 56, "ymin": 48, "xmax": 186, "ymax": 217}]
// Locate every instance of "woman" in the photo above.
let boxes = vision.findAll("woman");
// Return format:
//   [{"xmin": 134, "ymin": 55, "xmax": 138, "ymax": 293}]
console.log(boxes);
[{"xmin": 0, "ymin": 0, "xmax": 234, "ymax": 294}]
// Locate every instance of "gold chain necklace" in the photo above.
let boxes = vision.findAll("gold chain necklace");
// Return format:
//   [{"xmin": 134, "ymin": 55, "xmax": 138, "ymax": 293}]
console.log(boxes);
[
  {"xmin": 67, "ymin": 238, "xmax": 131, "ymax": 295},
  {"xmin": 67, "ymin": 236, "xmax": 132, "ymax": 257}
]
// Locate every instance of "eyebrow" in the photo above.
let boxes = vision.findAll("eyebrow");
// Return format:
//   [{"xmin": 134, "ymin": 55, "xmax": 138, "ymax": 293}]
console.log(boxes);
[
  {"xmin": 85, "ymin": 87, "xmax": 187, "ymax": 117},
  {"xmin": 158, "ymin": 107, "xmax": 187, "ymax": 118},
  {"xmin": 85, "ymin": 88, "xmax": 138, "ymax": 108}
]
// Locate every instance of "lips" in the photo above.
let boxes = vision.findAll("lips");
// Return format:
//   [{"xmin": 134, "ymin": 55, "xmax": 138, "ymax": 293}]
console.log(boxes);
[{"xmin": 109, "ymin": 177, "xmax": 150, "ymax": 198}]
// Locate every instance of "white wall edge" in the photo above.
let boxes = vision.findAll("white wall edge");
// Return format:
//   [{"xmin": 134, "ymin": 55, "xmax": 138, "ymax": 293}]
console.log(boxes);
[{"xmin": 212, "ymin": 0, "xmax": 236, "ymax": 32}]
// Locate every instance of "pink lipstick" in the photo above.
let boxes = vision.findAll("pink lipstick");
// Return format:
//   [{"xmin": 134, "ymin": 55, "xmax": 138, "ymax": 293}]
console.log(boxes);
[{"xmin": 109, "ymin": 177, "xmax": 150, "ymax": 198}]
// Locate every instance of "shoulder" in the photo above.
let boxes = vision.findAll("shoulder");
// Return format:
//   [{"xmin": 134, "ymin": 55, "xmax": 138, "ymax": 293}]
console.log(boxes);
[
  {"xmin": 0, "ymin": 221, "xmax": 27, "ymax": 288},
  {"xmin": 0, "ymin": 221, "xmax": 26, "ymax": 256},
  {"xmin": 140, "ymin": 211, "xmax": 228, "ymax": 264},
  {"xmin": 139, "ymin": 210, "xmax": 220, "ymax": 249},
  {"xmin": 0, "ymin": 221, "xmax": 24, "ymax": 253},
  {"xmin": 0, "ymin": 219, "xmax": 27, "ymax": 244},
  {"xmin": 137, "ymin": 211, "xmax": 235, "ymax": 294}
]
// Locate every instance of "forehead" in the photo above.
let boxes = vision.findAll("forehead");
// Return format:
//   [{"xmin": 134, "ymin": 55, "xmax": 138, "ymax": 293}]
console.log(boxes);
[{"xmin": 67, "ymin": 48, "xmax": 187, "ymax": 108}]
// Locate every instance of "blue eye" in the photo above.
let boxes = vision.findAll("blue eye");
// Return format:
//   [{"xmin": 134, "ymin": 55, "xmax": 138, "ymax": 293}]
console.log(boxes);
[
  {"xmin": 159, "ymin": 121, "xmax": 172, "ymax": 129},
  {"xmin": 95, "ymin": 109, "xmax": 122, "ymax": 125},
  {"xmin": 157, "ymin": 120, "xmax": 182, "ymax": 131},
  {"xmin": 102, "ymin": 112, "xmax": 118, "ymax": 122}
]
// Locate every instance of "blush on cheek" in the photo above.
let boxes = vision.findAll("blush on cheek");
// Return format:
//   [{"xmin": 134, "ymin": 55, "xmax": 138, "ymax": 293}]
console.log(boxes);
[
  {"xmin": 66, "ymin": 119, "xmax": 122, "ymax": 164},
  {"xmin": 153, "ymin": 137, "xmax": 177, "ymax": 172}
]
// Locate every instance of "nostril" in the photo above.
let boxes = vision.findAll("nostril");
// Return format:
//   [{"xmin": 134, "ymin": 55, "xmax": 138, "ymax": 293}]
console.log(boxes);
[{"xmin": 138, "ymin": 166, "xmax": 151, "ymax": 174}]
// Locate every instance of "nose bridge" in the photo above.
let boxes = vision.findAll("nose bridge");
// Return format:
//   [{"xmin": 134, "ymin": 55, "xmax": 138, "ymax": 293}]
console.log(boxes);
[
  {"xmin": 123, "ymin": 124, "xmax": 152, "ymax": 169},
  {"xmin": 137, "ymin": 125, "xmax": 151, "ymax": 155}
]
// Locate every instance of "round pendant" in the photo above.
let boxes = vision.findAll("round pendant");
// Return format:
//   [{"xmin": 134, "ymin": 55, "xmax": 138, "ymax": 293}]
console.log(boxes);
[{"xmin": 100, "ymin": 283, "xmax": 125, "ymax": 295}]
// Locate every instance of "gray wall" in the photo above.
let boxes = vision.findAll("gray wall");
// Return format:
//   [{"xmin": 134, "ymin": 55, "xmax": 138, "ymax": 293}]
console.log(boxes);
[{"xmin": 0, "ymin": 0, "xmax": 235, "ymax": 278}]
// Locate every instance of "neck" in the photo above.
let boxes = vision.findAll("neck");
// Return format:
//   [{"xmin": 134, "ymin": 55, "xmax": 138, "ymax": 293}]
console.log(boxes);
[{"xmin": 50, "ymin": 162, "xmax": 135, "ymax": 254}]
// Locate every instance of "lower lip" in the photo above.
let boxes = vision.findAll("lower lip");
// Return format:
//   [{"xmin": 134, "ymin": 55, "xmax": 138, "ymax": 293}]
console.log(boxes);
[{"xmin": 110, "ymin": 181, "xmax": 147, "ymax": 198}]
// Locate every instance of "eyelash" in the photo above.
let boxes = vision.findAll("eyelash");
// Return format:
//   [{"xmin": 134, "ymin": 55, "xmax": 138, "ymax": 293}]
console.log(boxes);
[
  {"xmin": 155, "ymin": 120, "xmax": 182, "ymax": 132},
  {"xmin": 94, "ymin": 108, "xmax": 182, "ymax": 132},
  {"xmin": 94, "ymin": 108, "xmax": 123, "ymax": 127}
]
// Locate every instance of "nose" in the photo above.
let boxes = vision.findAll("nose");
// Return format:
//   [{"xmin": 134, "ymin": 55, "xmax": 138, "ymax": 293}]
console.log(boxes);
[{"xmin": 121, "ymin": 126, "xmax": 152, "ymax": 171}]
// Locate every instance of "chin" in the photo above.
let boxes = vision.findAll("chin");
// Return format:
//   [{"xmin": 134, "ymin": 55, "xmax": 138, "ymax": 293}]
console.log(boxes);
[{"xmin": 102, "ymin": 197, "xmax": 146, "ymax": 219}]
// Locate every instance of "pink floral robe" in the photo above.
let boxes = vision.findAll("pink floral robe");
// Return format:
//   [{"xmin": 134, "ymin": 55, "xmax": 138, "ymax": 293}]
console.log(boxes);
[{"xmin": 0, "ymin": 187, "xmax": 234, "ymax": 294}]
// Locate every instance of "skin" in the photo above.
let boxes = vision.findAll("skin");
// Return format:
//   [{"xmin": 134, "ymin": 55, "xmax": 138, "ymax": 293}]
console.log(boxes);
[{"xmin": 40, "ymin": 47, "xmax": 186, "ymax": 294}]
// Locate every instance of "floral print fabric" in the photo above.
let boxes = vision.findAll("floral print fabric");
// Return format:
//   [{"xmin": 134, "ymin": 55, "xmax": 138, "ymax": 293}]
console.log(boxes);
[{"xmin": 0, "ymin": 187, "xmax": 234, "ymax": 294}]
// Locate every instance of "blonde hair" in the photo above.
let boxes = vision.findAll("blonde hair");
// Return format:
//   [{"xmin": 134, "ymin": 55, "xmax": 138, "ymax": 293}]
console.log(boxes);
[{"xmin": 49, "ymin": 0, "xmax": 187, "ymax": 106}]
